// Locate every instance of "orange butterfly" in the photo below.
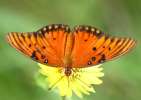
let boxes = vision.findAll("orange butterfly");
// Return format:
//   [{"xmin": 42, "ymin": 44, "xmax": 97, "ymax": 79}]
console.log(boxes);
[{"xmin": 6, "ymin": 24, "xmax": 136, "ymax": 76}]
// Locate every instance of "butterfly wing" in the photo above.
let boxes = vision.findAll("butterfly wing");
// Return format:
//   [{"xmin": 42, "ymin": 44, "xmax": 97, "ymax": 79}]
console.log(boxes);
[
  {"xmin": 6, "ymin": 24, "xmax": 70, "ymax": 67},
  {"xmin": 71, "ymin": 25, "xmax": 136, "ymax": 68}
]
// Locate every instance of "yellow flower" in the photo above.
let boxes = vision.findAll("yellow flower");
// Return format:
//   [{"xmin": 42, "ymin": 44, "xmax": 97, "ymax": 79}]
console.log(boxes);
[{"xmin": 37, "ymin": 63, "xmax": 104, "ymax": 98}]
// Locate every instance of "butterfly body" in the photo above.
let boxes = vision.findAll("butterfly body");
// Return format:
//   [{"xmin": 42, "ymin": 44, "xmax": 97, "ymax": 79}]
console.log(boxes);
[{"xmin": 6, "ymin": 24, "xmax": 136, "ymax": 76}]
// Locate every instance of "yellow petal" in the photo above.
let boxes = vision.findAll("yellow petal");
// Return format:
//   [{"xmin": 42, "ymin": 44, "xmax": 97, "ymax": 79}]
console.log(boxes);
[{"xmin": 37, "ymin": 63, "xmax": 104, "ymax": 98}]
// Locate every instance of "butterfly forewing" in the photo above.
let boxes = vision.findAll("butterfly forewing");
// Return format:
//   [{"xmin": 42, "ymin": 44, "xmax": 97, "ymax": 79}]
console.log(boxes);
[
  {"xmin": 6, "ymin": 24, "xmax": 136, "ymax": 68},
  {"xmin": 71, "ymin": 25, "xmax": 136, "ymax": 68},
  {"xmin": 6, "ymin": 24, "xmax": 70, "ymax": 67}
]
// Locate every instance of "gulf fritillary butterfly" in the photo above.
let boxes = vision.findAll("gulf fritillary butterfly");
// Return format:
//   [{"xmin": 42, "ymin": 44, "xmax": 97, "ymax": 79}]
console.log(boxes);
[{"xmin": 6, "ymin": 24, "xmax": 136, "ymax": 76}]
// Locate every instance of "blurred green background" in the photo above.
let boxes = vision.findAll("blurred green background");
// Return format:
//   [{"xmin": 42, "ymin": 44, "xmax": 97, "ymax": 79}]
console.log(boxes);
[{"xmin": 0, "ymin": 0, "xmax": 141, "ymax": 100}]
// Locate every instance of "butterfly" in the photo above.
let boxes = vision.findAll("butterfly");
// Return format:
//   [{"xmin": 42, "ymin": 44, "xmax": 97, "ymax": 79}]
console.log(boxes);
[{"xmin": 6, "ymin": 24, "xmax": 136, "ymax": 76}]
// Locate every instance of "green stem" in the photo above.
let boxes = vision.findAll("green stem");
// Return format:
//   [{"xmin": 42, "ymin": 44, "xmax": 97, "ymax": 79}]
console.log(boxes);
[{"xmin": 62, "ymin": 96, "xmax": 67, "ymax": 100}]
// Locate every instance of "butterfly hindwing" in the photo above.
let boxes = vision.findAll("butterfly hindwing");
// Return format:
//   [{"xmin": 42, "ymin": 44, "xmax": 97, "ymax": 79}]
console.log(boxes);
[
  {"xmin": 7, "ymin": 24, "xmax": 136, "ymax": 68},
  {"xmin": 6, "ymin": 24, "xmax": 70, "ymax": 67},
  {"xmin": 71, "ymin": 25, "xmax": 136, "ymax": 68}
]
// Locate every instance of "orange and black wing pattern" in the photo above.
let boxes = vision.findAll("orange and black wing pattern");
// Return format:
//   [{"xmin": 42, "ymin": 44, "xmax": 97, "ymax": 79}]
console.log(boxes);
[
  {"xmin": 71, "ymin": 25, "xmax": 136, "ymax": 68},
  {"xmin": 6, "ymin": 24, "xmax": 70, "ymax": 67},
  {"xmin": 6, "ymin": 24, "xmax": 136, "ymax": 68}
]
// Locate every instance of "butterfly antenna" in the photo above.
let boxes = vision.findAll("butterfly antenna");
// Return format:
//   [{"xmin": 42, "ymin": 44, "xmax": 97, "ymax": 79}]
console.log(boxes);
[
  {"xmin": 67, "ymin": 76, "xmax": 70, "ymax": 88},
  {"xmin": 76, "ymin": 77, "xmax": 92, "ymax": 88},
  {"xmin": 71, "ymin": 69, "xmax": 92, "ymax": 88},
  {"xmin": 48, "ymin": 76, "xmax": 65, "ymax": 91}
]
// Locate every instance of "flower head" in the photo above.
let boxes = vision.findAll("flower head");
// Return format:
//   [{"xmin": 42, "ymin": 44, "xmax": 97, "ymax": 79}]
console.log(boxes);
[{"xmin": 37, "ymin": 63, "xmax": 104, "ymax": 98}]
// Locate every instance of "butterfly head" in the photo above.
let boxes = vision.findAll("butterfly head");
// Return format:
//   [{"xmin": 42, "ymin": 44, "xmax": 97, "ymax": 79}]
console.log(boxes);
[{"xmin": 64, "ymin": 67, "xmax": 72, "ymax": 76}]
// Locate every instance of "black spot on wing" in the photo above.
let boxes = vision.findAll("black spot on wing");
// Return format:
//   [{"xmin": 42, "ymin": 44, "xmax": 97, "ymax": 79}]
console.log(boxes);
[
  {"xmin": 98, "ymin": 54, "xmax": 106, "ymax": 63},
  {"xmin": 31, "ymin": 51, "xmax": 38, "ymax": 60},
  {"xmin": 92, "ymin": 47, "xmax": 97, "ymax": 51},
  {"xmin": 109, "ymin": 47, "xmax": 111, "ymax": 51},
  {"xmin": 91, "ymin": 56, "xmax": 96, "ymax": 61},
  {"xmin": 41, "ymin": 55, "xmax": 46, "ymax": 59},
  {"xmin": 28, "ymin": 44, "xmax": 32, "ymax": 47},
  {"xmin": 31, "ymin": 51, "xmax": 36, "ymax": 59},
  {"xmin": 44, "ymin": 59, "xmax": 48, "ymax": 64},
  {"xmin": 88, "ymin": 61, "xmax": 92, "ymax": 65},
  {"xmin": 42, "ymin": 46, "xmax": 46, "ymax": 49}
]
